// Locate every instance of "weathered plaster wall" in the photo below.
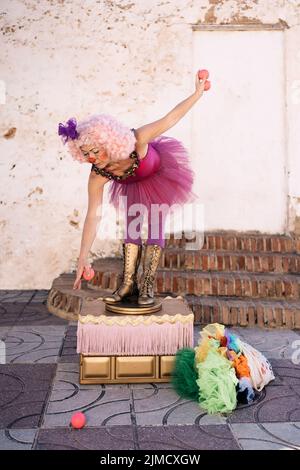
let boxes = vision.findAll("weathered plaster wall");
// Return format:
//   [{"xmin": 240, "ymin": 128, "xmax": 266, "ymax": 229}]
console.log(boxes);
[{"xmin": 0, "ymin": 0, "xmax": 300, "ymax": 288}]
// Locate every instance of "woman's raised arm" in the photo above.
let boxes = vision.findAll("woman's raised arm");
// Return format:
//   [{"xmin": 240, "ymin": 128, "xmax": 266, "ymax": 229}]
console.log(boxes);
[{"xmin": 134, "ymin": 72, "xmax": 206, "ymax": 145}]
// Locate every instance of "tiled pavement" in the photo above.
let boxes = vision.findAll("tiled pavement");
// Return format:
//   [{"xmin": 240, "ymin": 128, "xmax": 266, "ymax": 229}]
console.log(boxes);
[{"xmin": 1, "ymin": 290, "xmax": 300, "ymax": 450}]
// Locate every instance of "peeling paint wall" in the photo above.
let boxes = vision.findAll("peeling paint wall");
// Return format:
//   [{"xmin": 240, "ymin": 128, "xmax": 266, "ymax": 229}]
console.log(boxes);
[{"xmin": 0, "ymin": 0, "xmax": 300, "ymax": 288}]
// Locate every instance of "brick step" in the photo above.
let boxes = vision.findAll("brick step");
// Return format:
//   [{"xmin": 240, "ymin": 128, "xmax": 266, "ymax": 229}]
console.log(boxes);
[
  {"xmin": 89, "ymin": 259, "xmax": 300, "ymax": 300},
  {"xmin": 156, "ymin": 270, "xmax": 300, "ymax": 300},
  {"xmin": 160, "ymin": 248, "xmax": 300, "ymax": 273},
  {"xmin": 184, "ymin": 294, "xmax": 300, "ymax": 328},
  {"xmin": 165, "ymin": 231, "xmax": 300, "ymax": 253},
  {"xmin": 47, "ymin": 273, "xmax": 300, "ymax": 328}
]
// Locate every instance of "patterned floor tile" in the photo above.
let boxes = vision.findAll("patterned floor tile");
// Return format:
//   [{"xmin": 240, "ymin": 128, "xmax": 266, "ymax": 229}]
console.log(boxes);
[
  {"xmin": 36, "ymin": 426, "xmax": 135, "ymax": 450},
  {"xmin": 16, "ymin": 303, "xmax": 68, "ymax": 326},
  {"xmin": 0, "ymin": 327, "xmax": 11, "ymax": 342},
  {"xmin": 64, "ymin": 325, "xmax": 77, "ymax": 338},
  {"xmin": 228, "ymin": 385, "xmax": 300, "ymax": 423},
  {"xmin": 0, "ymin": 428, "xmax": 37, "ymax": 450},
  {"xmin": 31, "ymin": 291, "xmax": 50, "ymax": 303},
  {"xmin": 231, "ymin": 327, "xmax": 300, "ymax": 360},
  {"xmin": 0, "ymin": 364, "xmax": 56, "ymax": 391},
  {"xmin": 3, "ymin": 325, "xmax": 67, "ymax": 363},
  {"xmin": 132, "ymin": 388, "xmax": 226, "ymax": 426},
  {"xmin": 129, "ymin": 382, "xmax": 173, "ymax": 389},
  {"xmin": 136, "ymin": 424, "xmax": 239, "ymax": 450},
  {"xmin": 271, "ymin": 359, "xmax": 300, "ymax": 387},
  {"xmin": 59, "ymin": 325, "xmax": 79, "ymax": 363},
  {"xmin": 0, "ymin": 291, "xmax": 36, "ymax": 303},
  {"xmin": 43, "ymin": 388, "xmax": 132, "ymax": 427},
  {"xmin": 0, "ymin": 390, "xmax": 49, "ymax": 429},
  {"xmin": 6, "ymin": 325, "xmax": 67, "ymax": 342},
  {"xmin": 52, "ymin": 363, "xmax": 129, "ymax": 390},
  {"xmin": 0, "ymin": 303, "xmax": 27, "ymax": 327},
  {"xmin": 231, "ymin": 422, "xmax": 300, "ymax": 450}
]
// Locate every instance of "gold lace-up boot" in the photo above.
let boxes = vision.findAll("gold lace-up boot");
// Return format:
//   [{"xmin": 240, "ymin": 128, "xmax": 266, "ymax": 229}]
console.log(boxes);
[
  {"xmin": 138, "ymin": 243, "xmax": 162, "ymax": 306},
  {"xmin": 103, "ymin": 242, "xmax": 142, "ymax": 303}
]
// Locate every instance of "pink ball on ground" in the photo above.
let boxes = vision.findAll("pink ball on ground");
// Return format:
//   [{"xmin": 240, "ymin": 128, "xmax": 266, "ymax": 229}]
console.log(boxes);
[
  {"xmin": 82, "ymin": 267, "xmax": 95, "ymax": 281},
  {"xmin": 70, "ymin": 412, "xmax": 86, "ymax": 429}
]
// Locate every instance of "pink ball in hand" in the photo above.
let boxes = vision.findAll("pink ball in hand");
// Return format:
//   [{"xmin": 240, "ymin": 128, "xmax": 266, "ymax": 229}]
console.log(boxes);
[
  {"xmin": 82, "ymin": 267, "xmax": 95, "ymax": 281},
  {"xmin": 198, "ymin": 69, "xmax": 209, "ymax": 80},
  {"xmin": 204, "ymin": 80, "xmax": 211, "ymax": 91}
]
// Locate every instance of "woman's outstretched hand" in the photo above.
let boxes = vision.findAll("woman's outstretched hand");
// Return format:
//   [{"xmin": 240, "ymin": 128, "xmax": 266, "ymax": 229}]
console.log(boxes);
[
  {"xmin": 194, "ymin": 71, "xmax": 207, "ymax": 98},
  {"xmin": 73, "ymin": 260, "xmax": 91, "ymax": 290}
]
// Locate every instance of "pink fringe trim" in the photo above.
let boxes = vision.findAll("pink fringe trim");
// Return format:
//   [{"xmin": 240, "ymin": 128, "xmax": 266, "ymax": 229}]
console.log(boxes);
[{"xmin": 77, "ymin": 321, "xmax": 194, "ymax": 356}]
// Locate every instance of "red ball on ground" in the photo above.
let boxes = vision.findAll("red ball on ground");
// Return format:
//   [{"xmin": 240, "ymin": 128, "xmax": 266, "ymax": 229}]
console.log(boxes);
[
  {"xmin": 70, "ymin": 412, "xmax": 86, "ymax": 429},
  {"xmin": 198, "ymin": 69, "xmax": 209, "ymax": 80},
  {"xmin": 82, "ymin": 267, "xmax": 95, "ymax": 281},
  {"xmin": 204, "ymin": 80, "xmax": 211, "ymax": 91}
]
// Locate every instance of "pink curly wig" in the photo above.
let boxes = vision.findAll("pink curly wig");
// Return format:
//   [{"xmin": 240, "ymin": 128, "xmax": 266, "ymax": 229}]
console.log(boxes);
[{"xmin": 60, "ymin": 113, "xmax": 136, "ymax": 164}]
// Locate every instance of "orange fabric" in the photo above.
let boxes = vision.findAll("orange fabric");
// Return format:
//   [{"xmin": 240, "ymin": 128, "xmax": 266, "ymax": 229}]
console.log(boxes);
[{"xmin": 230, "ymin": 351, "xmax": 251, "ymax": 378}]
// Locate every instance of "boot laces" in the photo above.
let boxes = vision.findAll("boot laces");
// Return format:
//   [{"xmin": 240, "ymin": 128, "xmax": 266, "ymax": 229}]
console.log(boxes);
[
  {"xmin": 119, "ymin": 243, "xmax": 141, "ymax": 287},
  {"xmin": 140, "ymin": 245, "xmax": 161, "ymax": 296},
  {"xmin": 140, "ymin": 273, "xmax": 154, "ymax": 295}
]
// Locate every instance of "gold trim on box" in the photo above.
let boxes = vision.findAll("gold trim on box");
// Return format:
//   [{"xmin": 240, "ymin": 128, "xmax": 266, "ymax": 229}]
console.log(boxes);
[
  {"xmin": 160, "ymin": 356, "xmax": 176, "ymax": 378},
  {"xmin": 81, "ymin": 356, "xmax": 111, "ymax": 379},
  {"xmin": 78, "ymin": 313, "xmax": 194, "ymax": 326},
  {"xmin": 116, "ymin": 356, "xmax": 155, "ymax": 378},
  {"xmin": 80, "ymin": 354, "xmax": 176, "ymax": 384}
]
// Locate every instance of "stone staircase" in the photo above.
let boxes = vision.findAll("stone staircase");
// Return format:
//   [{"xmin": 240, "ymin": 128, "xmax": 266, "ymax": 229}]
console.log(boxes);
[{"xmin": 47, "ymin": 231, "xmax": 300, "ymax": 328}]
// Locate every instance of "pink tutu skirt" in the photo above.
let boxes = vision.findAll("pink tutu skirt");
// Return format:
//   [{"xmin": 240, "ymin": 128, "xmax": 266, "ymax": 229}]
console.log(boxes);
[{"xmin": 107, "ymin": 135, "xmax": 198, "ymax": 216}]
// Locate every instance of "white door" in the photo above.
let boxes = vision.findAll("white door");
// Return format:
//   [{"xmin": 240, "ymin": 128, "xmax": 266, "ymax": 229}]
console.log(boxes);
[{"xmin": 192, "ymin": 29, "xmax": 286, "ymax": 233}]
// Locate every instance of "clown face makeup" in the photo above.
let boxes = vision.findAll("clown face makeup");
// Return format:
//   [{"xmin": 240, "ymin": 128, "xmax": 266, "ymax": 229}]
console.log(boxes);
[{"xmin": 79, "ymin": 144, "xmax": 110, "ymax": 166}]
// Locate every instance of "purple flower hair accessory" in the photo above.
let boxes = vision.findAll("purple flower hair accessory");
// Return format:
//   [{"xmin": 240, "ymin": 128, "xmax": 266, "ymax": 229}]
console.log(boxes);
[{"xmin": 58, "ymin": 117, "xmax": 79, "ymax": 144}]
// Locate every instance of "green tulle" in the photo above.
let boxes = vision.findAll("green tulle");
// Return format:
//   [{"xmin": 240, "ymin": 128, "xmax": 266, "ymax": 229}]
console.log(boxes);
[
  {"xmin": 171, "ymin": 348, "xmax": 199, "ymax": 401},
  {"xmin": 196, "ymin": 349, "xmax": 238, "ymax": 414}
]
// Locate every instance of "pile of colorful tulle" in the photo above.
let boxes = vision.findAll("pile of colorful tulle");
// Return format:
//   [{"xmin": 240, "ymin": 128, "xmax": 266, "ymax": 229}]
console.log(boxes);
[{"xmin": 171, "ymin": 323, "xmax": 275, "ymax": 414}]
